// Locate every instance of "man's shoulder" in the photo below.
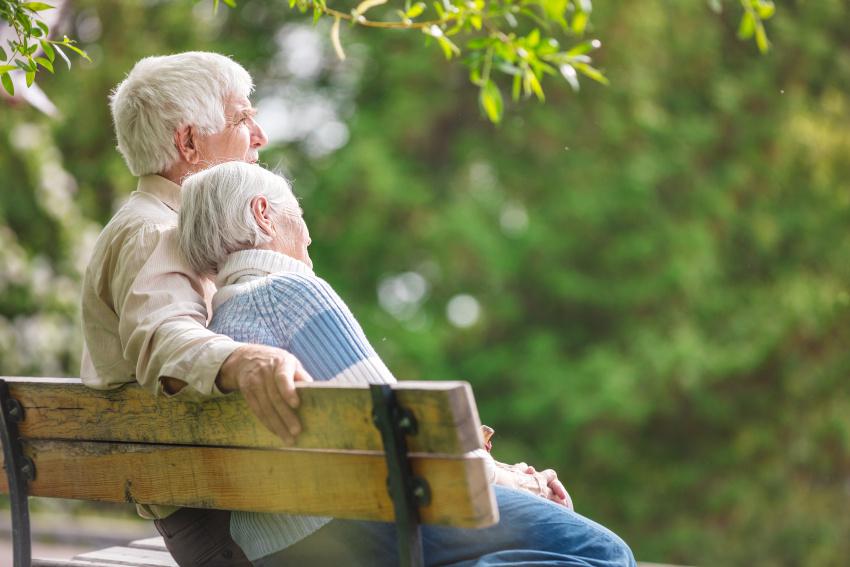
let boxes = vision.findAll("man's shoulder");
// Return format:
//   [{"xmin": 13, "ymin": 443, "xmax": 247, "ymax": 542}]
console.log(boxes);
[{"xmin": 91, "ymin": 193, "xmax": 177, "ymax": 257}]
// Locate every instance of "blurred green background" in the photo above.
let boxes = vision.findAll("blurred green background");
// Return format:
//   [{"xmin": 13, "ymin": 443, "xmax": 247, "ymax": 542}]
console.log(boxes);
[{"xmin": 1, "ymin": 0, "xmax": 849, "ymax": 565}]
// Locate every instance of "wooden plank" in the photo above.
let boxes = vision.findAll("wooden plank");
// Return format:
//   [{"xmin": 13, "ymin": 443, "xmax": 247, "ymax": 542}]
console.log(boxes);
[
  {"xmin": 74, "ymin": 547, "xmax": 177, "ymax": 567},
  {"xmin": 33, "ymin": 560, "xmax": 132, "ymax": 567},
  {"xmin": 1, "ymin": 440, "xmax": 498, "ymax": 528},
  {"xmin": 1, "ymin": 378, "xmax": 482, "ymax": 455},
  {"xmin": 127, "ymin": 537, "xmax": 168, "ymax": 551}
]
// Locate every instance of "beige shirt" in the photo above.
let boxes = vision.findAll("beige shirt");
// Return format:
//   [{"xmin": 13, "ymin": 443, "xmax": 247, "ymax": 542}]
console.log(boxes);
[{"xmin": 81, "ymin": 174, "xmax": 240, "ymax": 399}]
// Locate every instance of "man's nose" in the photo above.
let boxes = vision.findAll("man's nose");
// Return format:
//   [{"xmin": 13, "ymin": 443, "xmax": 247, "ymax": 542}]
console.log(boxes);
[{"xmin": 251, "ymin": 121, "xmax": 268, "ymax": 149}]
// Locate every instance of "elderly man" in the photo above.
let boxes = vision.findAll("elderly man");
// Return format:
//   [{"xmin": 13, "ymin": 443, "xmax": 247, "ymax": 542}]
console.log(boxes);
[
  {"xmin": 81, "ymin": 52, "xmax": 311, "ymax": 566},
  {"xmin": 177, "ymin": 161, "xmax": 636, "ymax": 567}
]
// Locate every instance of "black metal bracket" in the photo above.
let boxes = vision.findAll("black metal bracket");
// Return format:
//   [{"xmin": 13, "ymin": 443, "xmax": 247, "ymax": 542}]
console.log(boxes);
[
  {"xmin": 370, "ymin": 384, "xmax": 431, "ymax": 567},
  {"xmin": 0, "ymin": 379, "xmax": 34, "ymax": 567}
]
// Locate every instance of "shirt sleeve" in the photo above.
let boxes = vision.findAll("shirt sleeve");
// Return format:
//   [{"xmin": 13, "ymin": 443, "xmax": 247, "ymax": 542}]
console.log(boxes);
[{"xmin": 113, "ymin": 224, "xmax": 241, "ymax": 399}]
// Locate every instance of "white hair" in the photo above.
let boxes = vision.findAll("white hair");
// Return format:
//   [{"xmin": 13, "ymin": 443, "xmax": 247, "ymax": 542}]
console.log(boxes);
[
  {"xmin": 110, "ymin": 52, "xmax": 254, "ymax": 176},
  {"xmin": 179, "ymin": 162, "xmax": 295, "ymax": 275}
]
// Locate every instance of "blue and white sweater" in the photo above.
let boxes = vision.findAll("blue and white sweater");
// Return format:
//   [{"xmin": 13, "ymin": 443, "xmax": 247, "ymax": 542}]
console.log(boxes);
[{"xmin": 208, "ymin": 249, "xmax": 396, "ymax": 561}]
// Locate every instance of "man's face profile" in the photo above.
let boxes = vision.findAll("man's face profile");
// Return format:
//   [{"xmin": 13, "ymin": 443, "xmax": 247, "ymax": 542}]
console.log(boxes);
[{"xmin": 194, "ymin": 95, "xmax": 267, "ymax": 166}]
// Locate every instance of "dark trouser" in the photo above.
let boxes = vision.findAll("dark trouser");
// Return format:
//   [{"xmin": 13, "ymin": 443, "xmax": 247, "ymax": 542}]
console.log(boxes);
[{"xmin": 154, "ymin": 507, "xmax": 253, "ymax": 567}]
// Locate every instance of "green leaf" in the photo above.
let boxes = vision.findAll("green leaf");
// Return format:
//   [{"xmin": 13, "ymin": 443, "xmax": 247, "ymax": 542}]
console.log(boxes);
[
  {"xmin": 54, "ymin": 44, "xmax": 71, "ymax": 69},
  {"xmin": 36, "ymin": 20, "xmax": 49, "ymax": 34},
  {"xmin": 1, "ymin": 72, "xmax": 14, "ymax": 96},
  {"xmin": 757, "ymin": 1, "xmax": 775, "ymax": 19},
  {"xmin": 526, "ymin": 29, "xmax": 540, "ymax": 48},
  {"xmin": 39, "ymin": 40, "xmax": 54, "ymax": 62},
  {"xmin": 406, "ymin": 2, "xmax": 425, "ymax": 18},
  {"xmin": 222, "ymin": 0, "xmax": 237, "ymax": 6},
  {"xmin": 437, "ymin": 35, "xmax": 460, "ymax": 59},
  {"xmin": 512, "ymin": 73, "xmax": 522, "ymax": 101},
  {"xmin": 61, "ymin": 41, "xmax": 91, "ymax": 61},
  {"xmin": 20, "ymin": 2, "xmax": 55, "ymax": 11},
  {"xmin": 15, "ymin": 59, "xmax": 35, "ymax": 72},
  {"xmin": 738, "ymin": 12, "xmax": 755, "ymax": 39},
  {"xmin": 36, "ymin": 56, "xmax": 53, "ymax": 73},
  {"xmin": 479, "ymin": 80, "xmax": 503, "ymax": 123},
  {"xmin": 25, "ymin": 70, "xmax": 35, "ymax": 87},
  {"xmin": 0, "ymin": 65, "xmax": 16, "ymax": 73},
  {"xmin": 572, "ymin": 11, "xmax": 589, "ymax": 34},
  {"xmin": 754, "ymin": 21, "xmax": 769, "ymax": 53},
  {"xmin": 574, "ymin": 62, "xmax": 608, "ymax": 84},
  {"xmin": 0, "ymin": 45, "xmax": 7, "ymax": 62},
  {"xmin": 525, "ymin": 71, "xmax": 545, "ymax": 101}
]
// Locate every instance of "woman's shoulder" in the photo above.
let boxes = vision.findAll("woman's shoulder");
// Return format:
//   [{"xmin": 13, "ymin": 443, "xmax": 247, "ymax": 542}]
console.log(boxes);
[{"xmin": 260, "ymin": 272, "xmax": 346, "ymax": 311}]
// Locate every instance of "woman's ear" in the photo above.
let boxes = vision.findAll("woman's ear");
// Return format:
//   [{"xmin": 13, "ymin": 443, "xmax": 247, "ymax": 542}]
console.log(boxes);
[
  {"xmin": 174, "ymin": 125, "xmax": 200, "ymax": 164},
  {"xmin": 250, "ymin": 195, "xmax": 275, "ymax": 237}
]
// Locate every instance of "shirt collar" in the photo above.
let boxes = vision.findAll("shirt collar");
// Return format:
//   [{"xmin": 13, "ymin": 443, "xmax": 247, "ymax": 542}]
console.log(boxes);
[
  {"xmin": 137, "ymin": 175, "xmax": 182, "ymax": 213},
  {"xmin": 216, "ymin": 249, "xmax": 314, "ymax": 289}
]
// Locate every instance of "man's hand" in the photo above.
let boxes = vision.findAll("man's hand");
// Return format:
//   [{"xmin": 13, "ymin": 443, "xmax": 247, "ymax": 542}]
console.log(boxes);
[{"xmin": 217, "ymin": 344, "xmax": 313, "ymax": 445}]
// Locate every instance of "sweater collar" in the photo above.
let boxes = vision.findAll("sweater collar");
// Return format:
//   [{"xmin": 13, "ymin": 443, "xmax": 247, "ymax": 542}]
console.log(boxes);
[
  {"xmin": 137, "ymin": 175, "xmax": 181, "ymax": 213},
  {"xmin": 216, "ymin": 249, "xmax": 313, "ymax": 289}
]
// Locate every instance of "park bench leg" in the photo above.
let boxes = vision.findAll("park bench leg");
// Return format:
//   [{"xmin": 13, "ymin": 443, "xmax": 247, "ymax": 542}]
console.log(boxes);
[
  {"xmin": 0, "ymin": 379, "xmax": 36, "ymax": 567},
  {"xmin": 371, "ymin": 384, "xmax": 432, "ymax": 567}
]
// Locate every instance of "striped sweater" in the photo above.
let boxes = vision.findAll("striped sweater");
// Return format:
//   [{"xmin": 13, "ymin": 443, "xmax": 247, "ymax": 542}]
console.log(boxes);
[{"xmin": 209, "ymin": 249, "xmax": 396, "ymax": 561}]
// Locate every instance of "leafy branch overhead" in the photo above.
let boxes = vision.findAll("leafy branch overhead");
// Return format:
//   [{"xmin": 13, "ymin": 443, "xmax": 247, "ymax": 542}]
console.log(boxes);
[
  {"xmin": 288, "ymin": 0, "xmax": 776, "ymax": 123},
  {"xmin": 2, "ymin": 0, "xmax": 775, "ymax": 123},
  {"xmin": 0, "ymin": 1, "xmax": 90, "ymax": 97}
]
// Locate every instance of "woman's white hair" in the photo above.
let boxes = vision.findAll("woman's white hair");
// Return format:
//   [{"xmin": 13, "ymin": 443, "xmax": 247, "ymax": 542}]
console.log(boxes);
[
  {"xmin": 110, "ymin": 52, "xmax": 254, "ymax": 176},
  {"xmin": 179, "ymin": 162, "xmax": 294, "ymax": 275}
]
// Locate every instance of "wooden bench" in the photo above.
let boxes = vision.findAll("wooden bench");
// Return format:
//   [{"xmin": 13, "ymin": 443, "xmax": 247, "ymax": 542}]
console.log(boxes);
[{"xmin": 0, "ymin": 377, "xmax": 496, "ymax": 567}]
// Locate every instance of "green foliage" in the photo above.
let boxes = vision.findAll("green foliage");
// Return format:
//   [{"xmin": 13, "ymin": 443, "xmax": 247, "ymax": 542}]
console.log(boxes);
[
  {"xmin": 1, "ymin": 0, "xmax": 774, "ymax": 123},
  {"xmin": 0, "ymin": 0, "xmax": 90, "ymax": 95},
  {"xmin": 0, "ymin": 0, "xmax": 846, "ymax": 565}
]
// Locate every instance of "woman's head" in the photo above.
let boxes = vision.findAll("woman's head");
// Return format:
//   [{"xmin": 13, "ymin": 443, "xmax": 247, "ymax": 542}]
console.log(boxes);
[{"xmin": 179, "ymin": 161, "xmax": 311, "ymax": 275}]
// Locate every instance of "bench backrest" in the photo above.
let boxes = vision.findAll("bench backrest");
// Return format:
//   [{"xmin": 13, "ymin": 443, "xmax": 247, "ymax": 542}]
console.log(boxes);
[{"xmin": 0, "ymin": 377, "xmax": 497, "ymax": 528}]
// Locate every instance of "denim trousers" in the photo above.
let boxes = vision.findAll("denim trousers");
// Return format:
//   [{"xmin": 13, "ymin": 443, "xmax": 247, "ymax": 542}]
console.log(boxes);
[{"xmin": 253, "ymin": 485, "xmax": 636, "ymax": 567}]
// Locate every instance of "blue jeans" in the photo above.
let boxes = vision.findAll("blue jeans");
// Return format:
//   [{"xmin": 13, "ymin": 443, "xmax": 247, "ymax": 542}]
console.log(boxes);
[{"xmin": 253, "ymin": 485, "xmax": 636, "ymax": 566}]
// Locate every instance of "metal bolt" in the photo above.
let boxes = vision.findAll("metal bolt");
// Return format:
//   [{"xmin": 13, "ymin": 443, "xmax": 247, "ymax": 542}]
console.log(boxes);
[
  {"xmin": 413, "ymin": 485, "xmax": 426, "ymax": 499},
  {"xmin": 6, "ymin": 399, "xmax": 23, "ymax": 423},
  {"xmin": 398, "ymin": 415, "xmax": 411, "ymax": 430}
]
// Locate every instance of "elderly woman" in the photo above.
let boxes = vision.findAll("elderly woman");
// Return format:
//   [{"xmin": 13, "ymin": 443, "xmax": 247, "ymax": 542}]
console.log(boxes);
[{"xmin": 178, "ymin": 161, "xmax": 635, "ymax": 567}]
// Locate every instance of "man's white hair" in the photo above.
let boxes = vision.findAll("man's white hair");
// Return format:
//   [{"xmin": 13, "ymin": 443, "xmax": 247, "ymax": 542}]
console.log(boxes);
[
  {"xmin": 110, "ymin": 52, "xmax": 254, "ymax": 176},
  {"xmin": 179, "ymin": 162, "xmax": 294, "ymax": 275}
]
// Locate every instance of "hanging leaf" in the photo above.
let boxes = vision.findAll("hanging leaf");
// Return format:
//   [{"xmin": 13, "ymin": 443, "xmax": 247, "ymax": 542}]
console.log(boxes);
[
  {"xmin": 1, "ymin": 72, "xmax": 14, "ymax": 96},
  {"xmin": 479, "ymin": 80, "xmax": 504, "ymax": 123},
  {"xmin": 54, "ymin": 44, "xmax": 71, "ymax": 69},
  {"xmin": 21, "ymin": 2, "xmax": 55, "ymax": 11},
  {"xmin": 36, "ymin": 56, "xmax": 53, "ymax": 72},
  {"xmin": 39, "ymin": 40, "xmax": 54, "ymax": 62}
]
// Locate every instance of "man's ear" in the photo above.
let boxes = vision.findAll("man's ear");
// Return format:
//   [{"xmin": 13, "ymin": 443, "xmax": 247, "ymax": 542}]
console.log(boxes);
[
  {"xmin": 250, "ymin": 195, "xmax": 275, "ymax": 237},
  {"xmin": 174, "ymin": 125, "xmax": 200, "ymax": 165}
]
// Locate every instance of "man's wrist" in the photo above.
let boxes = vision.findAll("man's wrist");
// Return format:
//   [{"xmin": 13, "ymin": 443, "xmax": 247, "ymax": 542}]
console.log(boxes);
[{"xmin": 216, "ymin": 347, "xmax": 243, "ymax": 393}]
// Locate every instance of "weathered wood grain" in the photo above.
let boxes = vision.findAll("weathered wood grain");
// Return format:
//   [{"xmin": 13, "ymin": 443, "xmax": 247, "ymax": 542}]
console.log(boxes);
[
  {"xmin": 1, "ymin": 377, "xmax": 483, "ymax": 455},
  {"xmin": 1, "ymin": 440, "xmax": 498, "ymax": 528},
  {"xmin": 73, "ymin": 546, "xmax": 177, "ymax": 567}
]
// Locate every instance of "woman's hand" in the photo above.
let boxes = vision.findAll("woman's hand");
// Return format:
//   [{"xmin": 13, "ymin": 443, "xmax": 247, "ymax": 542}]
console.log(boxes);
[{"xmin": 495, "ymin": 461, "xmax": 574, "ymax": 510}]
